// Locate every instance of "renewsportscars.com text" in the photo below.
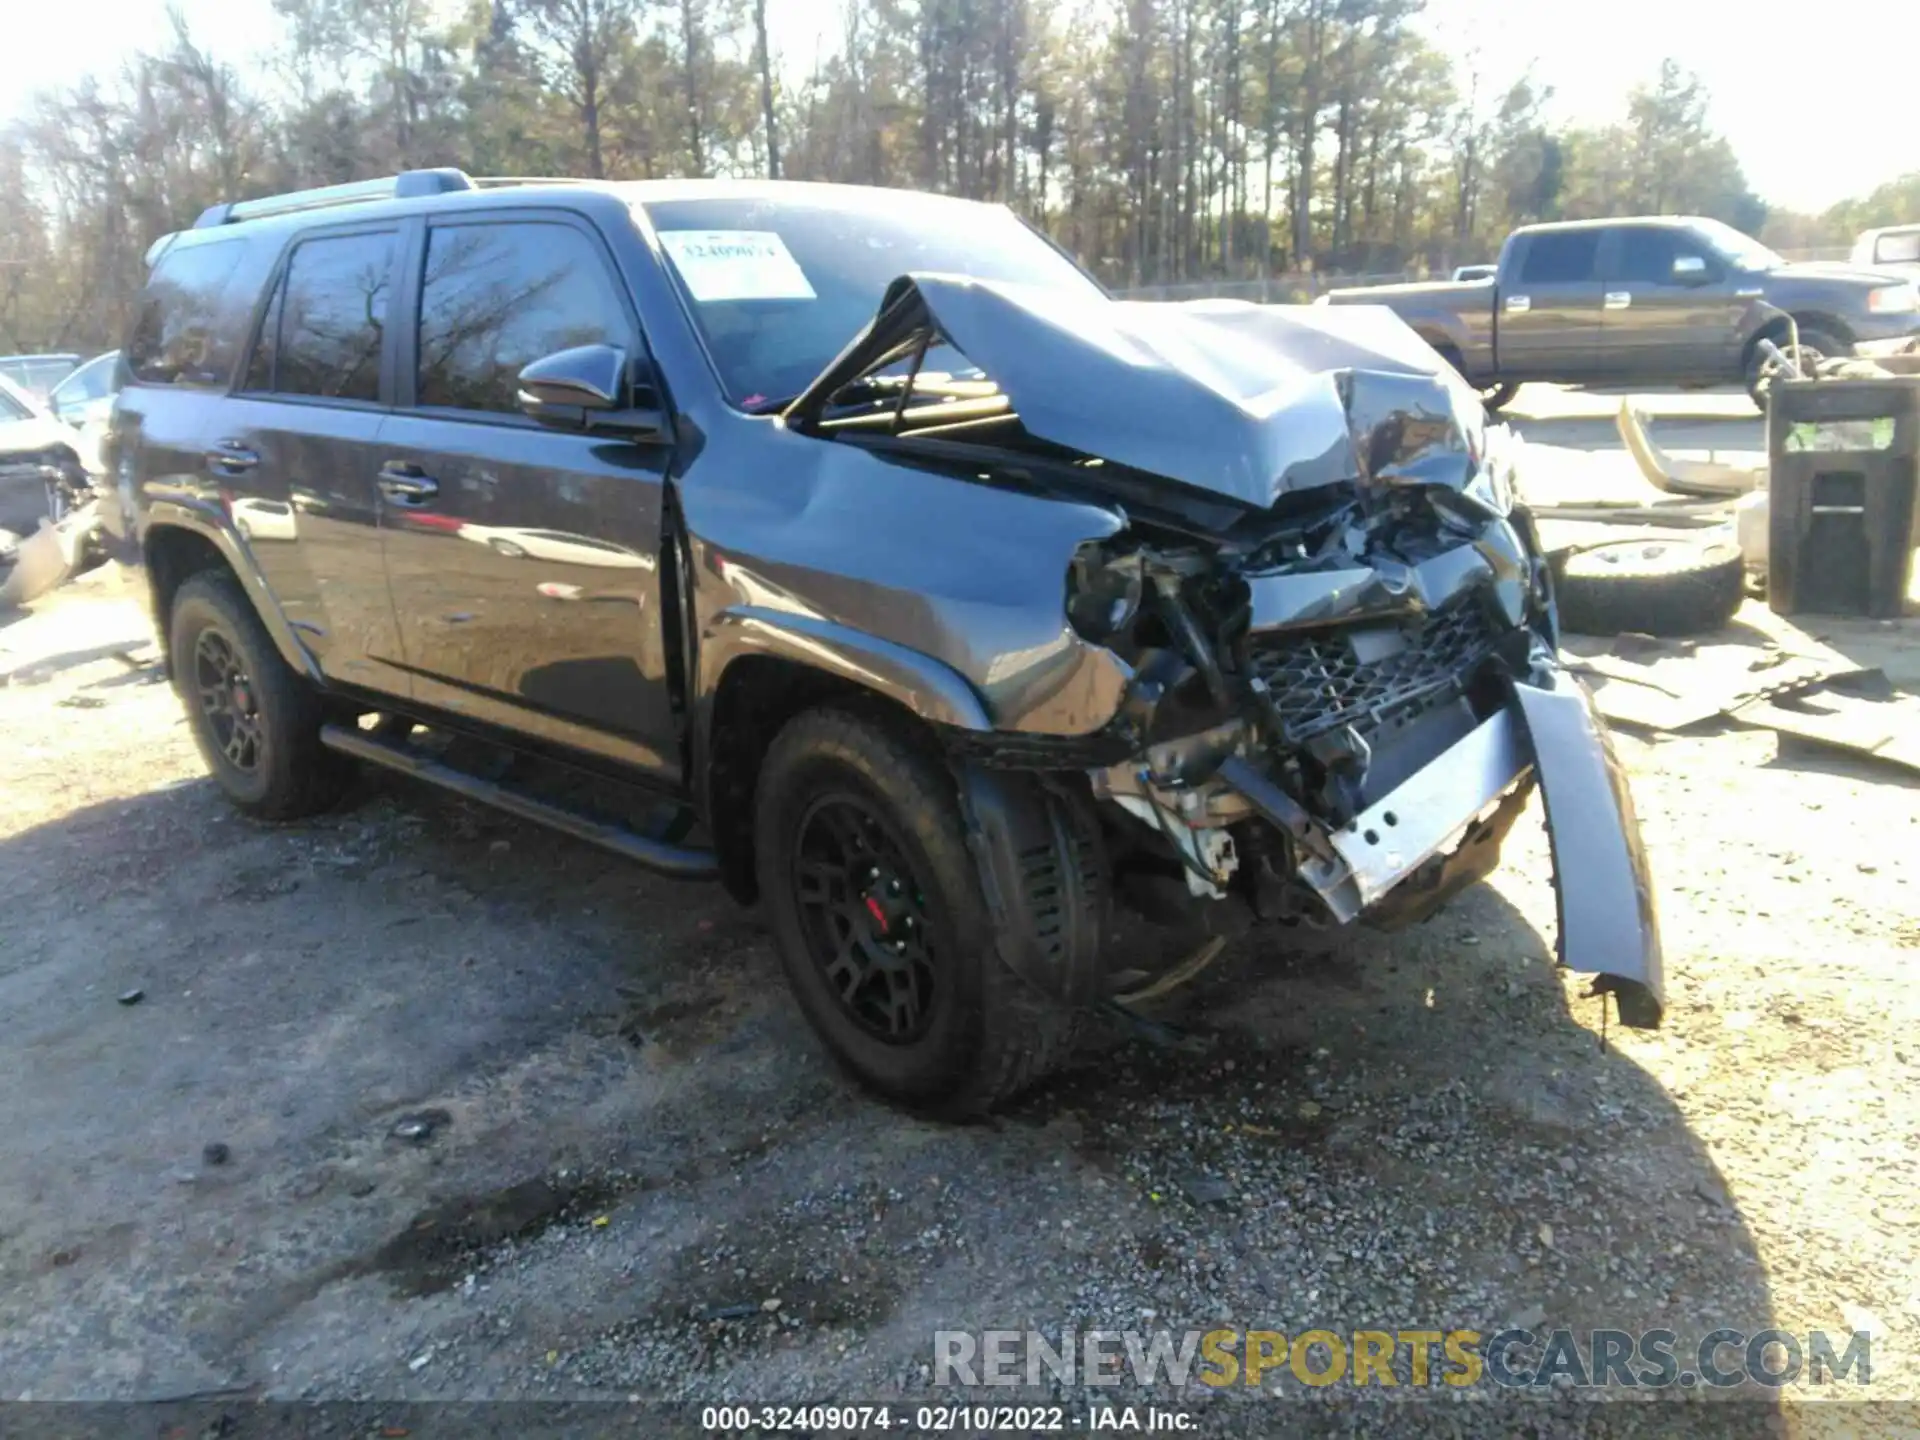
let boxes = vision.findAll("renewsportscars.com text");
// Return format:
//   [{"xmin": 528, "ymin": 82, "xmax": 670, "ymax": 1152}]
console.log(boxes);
[{"xmin": 934, "ymin": 1327, "xmax": 1871, "ymax": 1391}]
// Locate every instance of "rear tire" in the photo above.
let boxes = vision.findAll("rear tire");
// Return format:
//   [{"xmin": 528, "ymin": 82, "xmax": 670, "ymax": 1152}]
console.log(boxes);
[
  {"xmin": 1478, "ymin": 381, "xmax": 1520, "ymax": 414},
  {"xmin": 1431, "ymin": 341, "xmax": 1516, "ymax": 413},
  {"xmin": 753, "ymin": 707, "xmax": 1079, "ymax": 1116},
  {"xmin": 169, "ymin": 571, "xmax": 348, "ymax": 819},
  {"xmin": 1553, "ymin": 538, "xmax": 1745, "ymax": 637}
]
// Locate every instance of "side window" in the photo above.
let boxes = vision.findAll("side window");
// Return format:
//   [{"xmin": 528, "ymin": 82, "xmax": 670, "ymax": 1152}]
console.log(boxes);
[
  {"xmin": 275, "ymin": 231, "xmax": 398, "ymax": 403},
  {"xmin": 128, "ymin": 239, "xmax": 245, "ymax": 386},
  {"xmin": 0, "ymin": 386, "xmax": 28, "ymax": 421},
  {"xmin": 1519, "ymin": 232, "xmax": 1600, "ymax": 285},
  {"xmin": 417, "ymin": 222, "xmax": 629, "ymax": 415},
  {"xmin": 1614, "ymin": 229, "xmax": 1677, "ymax": 284}
]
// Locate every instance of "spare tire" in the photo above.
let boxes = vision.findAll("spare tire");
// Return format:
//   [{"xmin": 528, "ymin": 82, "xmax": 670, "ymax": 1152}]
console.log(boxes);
[{"xmin": 1553, "ymin": 538, "xmax": 1745, "ymax": 637}]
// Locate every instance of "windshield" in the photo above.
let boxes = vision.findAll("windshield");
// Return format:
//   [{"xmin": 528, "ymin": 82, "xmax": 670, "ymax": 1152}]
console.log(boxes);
[
  {"xmin": 1691, "ymin": 219, "xmax": 1784, "ymax": 272},
  {"xmin": 638, "ymin": 192, "xmax": 1106, "ymax": 408}
]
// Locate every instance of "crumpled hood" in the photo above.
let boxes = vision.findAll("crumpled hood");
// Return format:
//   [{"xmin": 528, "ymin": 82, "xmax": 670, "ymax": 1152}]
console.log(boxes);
[{"xmin": 797, "ymin": 273, "xmax": 1490, "ymax": 513}]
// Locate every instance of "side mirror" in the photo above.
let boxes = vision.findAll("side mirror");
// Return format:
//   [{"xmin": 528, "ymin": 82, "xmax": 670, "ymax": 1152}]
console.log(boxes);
[
  {"xmin": 516, "ymin": 344, "xmax": 668, "ymax": 440},
  {"xmin": 1671, "ymin": 254, "xmax": 1711, "ymax": 286}
]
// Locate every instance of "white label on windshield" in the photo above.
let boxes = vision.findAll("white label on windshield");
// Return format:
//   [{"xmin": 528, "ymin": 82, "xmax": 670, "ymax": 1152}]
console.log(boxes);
[{"xmin": 658, "ymin": 230, "xmax": 816, "ymax": 302}]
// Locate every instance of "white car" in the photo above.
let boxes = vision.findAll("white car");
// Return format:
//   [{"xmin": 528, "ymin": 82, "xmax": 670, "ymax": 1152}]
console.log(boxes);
[
  {"xmin": 1851, "ymin": 224, "xmax": 1920, "ymax": 277},
  {"xmin": 0, "ymin": 373, "xmax": 87, "ymax": 536},
  {"xmin": 47, "ymin": 352, "xmax": 123, "ymax": 476},
  {"xmin": 456, "ymin": 525, "xmax": 649, "ymax": 568},
  {"xmin": 231, "ymin": 497, "xmax": 298, "ymax": 543}
]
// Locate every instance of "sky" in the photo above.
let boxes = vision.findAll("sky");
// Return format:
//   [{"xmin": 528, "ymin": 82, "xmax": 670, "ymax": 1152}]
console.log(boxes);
[{"xmin": 2, "ymin": 0, "xmax": 1915, "ymax": 215}]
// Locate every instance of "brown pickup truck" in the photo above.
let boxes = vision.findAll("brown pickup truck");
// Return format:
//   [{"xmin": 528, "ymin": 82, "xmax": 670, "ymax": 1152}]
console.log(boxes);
[{"xmin": 1322, "ymin": 216, "xmax": 1920, "ymax": 410}]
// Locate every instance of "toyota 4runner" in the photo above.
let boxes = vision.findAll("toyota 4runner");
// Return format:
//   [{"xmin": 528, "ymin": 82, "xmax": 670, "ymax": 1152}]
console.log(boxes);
[{"xmin": 105, "ymin": 170, "xmax": 1665, "ymax": 1114}]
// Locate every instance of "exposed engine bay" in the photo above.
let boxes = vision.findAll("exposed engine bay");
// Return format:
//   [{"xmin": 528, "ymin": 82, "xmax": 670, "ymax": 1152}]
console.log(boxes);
[{"xmin": 775, "ymin": 275, "xmax": 1665, "ymax": 1028}]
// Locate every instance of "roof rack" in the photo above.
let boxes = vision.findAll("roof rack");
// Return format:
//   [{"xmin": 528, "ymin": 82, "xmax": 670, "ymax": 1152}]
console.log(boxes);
[
  {"xmin": 191, "ymin": 168, "xmax": 480, "ymax": 229},
  {"xmin": 467, "ymin": 176, "xmax": 594, "ymax": 189}
]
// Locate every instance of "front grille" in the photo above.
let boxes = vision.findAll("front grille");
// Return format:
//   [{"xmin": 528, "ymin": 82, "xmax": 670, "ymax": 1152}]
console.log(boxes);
[{"xmin": 1247, "ymin": 603, "xmax": 1504, "ymax": 744}]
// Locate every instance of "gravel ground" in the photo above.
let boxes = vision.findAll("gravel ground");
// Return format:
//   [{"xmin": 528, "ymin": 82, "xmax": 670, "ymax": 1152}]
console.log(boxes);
[{"xmin": 0, "ymin": 546, "xmax": 1916, "ymax": 1438}]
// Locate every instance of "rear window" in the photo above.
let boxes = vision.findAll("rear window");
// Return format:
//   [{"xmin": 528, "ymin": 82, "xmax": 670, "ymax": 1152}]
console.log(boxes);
[
  {"xmin": 128, "ymin": 240, "xmax": 246, "ymax": 387},
  {"xmin": 1876, "ymin": 232, "xmax": 1920, "ymax": 265},
  {"xmin": 1519, "ymin": 232, "xmax": 1599, "ymax": 285}
]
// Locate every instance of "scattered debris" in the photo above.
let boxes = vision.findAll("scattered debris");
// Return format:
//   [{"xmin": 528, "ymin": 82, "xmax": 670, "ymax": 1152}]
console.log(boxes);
[
  {"xmin": 202, "ymin": 1143, "xmax": 231, "ymax": 1167},
  {"xmin": 1507, "ymin": 1303, "xmax": 1547, "ymax": 1333},
  {"xmin": 116, "ymin": 988, "xmax": 145, "ymax": 1006},
  {"xmin": 389, "ymin": 1109, "xmax": 453, "ymax": 1145},
  {"xmin": 1617, "ymin": 401, "xmax": 1765, "ymax": 498},
  {"xmin": 1113, "ymin": 936, "xmax": 1227, "ymax": 1005},
  {"xmin": 56, "ymin": 694, "xmax": 106, "ymax": 709},
  {"xmin": 1178, "ymin": 1173, "xmax": 1233, "ymax": 1207}
]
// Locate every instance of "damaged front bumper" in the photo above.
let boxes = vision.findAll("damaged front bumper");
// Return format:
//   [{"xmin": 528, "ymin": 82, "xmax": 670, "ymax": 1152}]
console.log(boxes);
[{"xmin": 1098, "ymin": 650, "xmax": 1665, "ymax": 1029}]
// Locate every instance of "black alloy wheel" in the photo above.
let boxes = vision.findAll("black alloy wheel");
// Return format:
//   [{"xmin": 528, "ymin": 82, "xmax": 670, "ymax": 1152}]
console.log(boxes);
[
  {"xmin": 167, "ymin": 570, "xmax": 347, "ymax": 819},
  {"xmin": 753, "ymin": 707, "xmax": 1085, "ymax": 1115},
  {"xmin": 791, "ymin": 793, "xmax": 938, "ymax": 1044},
  {"xmin": 192, "ymin": 626, "xmax": 263, "ymax": 773}
]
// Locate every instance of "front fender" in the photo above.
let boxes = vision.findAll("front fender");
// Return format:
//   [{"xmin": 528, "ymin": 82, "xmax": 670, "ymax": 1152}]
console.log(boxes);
[{"xmin": 697, "ymin": 606, "xmax": 993, "ymax": 733}]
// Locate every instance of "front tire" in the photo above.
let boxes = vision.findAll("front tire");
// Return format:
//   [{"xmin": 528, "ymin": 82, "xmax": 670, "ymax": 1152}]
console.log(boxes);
[
  {"xmin": 169, "ymin": 571, "xmax": 348, "ymax": 819},
  {"xmin": 1746, "ymin": 325, "xmax": 1851, "ymax": 407},
  {"xmin": 753, "ymin": 708, "xmax": 1078, "ymax": 1116}
]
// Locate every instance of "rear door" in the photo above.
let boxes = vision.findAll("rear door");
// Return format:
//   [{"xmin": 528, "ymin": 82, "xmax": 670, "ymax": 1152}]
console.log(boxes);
[
  {"xmin": 1597, "ymin": 226, "xmax": 1742, "ymax": 379},
  {"xmin": 1496, "ymin": 230, "xmax": 1604, "ymax": 381},
  {"xmin": 215, "ymin": 223, "xmax": 413, "ymax": 696},
  {"xmin": 376, "ymin": 210, "xmax": 679, "ymax": 781}
]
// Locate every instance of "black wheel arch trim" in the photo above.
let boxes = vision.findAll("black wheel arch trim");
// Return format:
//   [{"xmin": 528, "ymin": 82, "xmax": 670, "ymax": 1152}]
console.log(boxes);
[
  {"xmin": 142, "ymin": 499, "xmax": 322, "ymax": 684},
  {"xmin": 691, "ymin": 604, "xmax": 994, "ymax": 822},
  {"xmin": 953, "ymin": 763, "xmax": 1108, "ymax": 1007}
]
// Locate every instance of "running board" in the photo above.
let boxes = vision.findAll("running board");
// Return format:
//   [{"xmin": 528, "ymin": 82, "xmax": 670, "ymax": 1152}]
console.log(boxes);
[{"xmin": 319, "ymin": 723, "xmax": 718, "ymax": 880}]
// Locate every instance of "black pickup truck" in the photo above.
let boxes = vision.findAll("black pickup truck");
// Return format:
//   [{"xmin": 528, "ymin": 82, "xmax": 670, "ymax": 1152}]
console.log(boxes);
[{"xmin": 1323, "ymin": 216, "xmax": 1920, "ymax": 409}]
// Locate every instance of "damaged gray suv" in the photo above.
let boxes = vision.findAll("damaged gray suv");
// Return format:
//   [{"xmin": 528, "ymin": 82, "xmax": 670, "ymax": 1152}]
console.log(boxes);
[{"xmin": 108, "ymin": 171, "xmax": 1664, "ymax": 1114}]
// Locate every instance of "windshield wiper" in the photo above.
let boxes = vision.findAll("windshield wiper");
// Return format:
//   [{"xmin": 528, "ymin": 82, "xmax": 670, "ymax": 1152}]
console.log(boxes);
[{"xmin": 748, "ymin": 372, "xmax": 992, "ymax": 418}]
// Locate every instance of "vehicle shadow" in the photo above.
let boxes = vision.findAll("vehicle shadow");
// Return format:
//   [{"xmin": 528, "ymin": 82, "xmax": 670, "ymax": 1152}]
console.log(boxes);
[
  {"xmin": 1503, "ymin": 387, "xmax": 1765, "ymax": 460},
  {"xmin": 0, "ymin": 770, "xmax": 1782, "ymax": 1425},
  {"xmin": 1508, "ymin": 409, "xmax": 1765, "ymax": 458}
]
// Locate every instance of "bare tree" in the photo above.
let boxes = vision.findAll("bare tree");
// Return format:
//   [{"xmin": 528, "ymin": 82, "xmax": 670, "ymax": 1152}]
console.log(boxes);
[
  {"xmin": 752, "ymin": 0, "xmax": 779, "ymax": 177},
  {"xmin": 525, "ymin": 0, "xmax": 638, "ymax": 178}
]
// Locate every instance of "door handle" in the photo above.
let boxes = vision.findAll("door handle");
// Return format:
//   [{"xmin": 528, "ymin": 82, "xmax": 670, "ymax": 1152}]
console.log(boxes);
[
  {"xmin": 1604, "ymin": 291, "xmax": 1632, "ymax": 310},
  {"xmin": 377, "ymin": 461, "xmax": 439, "ymax": 504},
  {"xmin": 1735, "ymin": 287, "xmax": 1764, "ymax": 299},
  {"xmin": 1504, "ymin": 294, "xmax": 1531, "ymax": 313},
  {"xmin": 206, "ymin": 440, "xmax": 259, "ymax": 475}
]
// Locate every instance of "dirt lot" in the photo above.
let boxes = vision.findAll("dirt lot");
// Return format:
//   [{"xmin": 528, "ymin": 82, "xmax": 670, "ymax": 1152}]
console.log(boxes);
[{"xmin": 0, "ymin": 390, "xmax": 1916, "ymax": 1436}]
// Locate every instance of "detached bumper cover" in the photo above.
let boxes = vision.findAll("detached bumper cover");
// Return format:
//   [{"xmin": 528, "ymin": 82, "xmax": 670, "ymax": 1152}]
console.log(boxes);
[{"xmin": 1510, "ymin": 669, "xmax": 1665, "ymax": 1027}]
